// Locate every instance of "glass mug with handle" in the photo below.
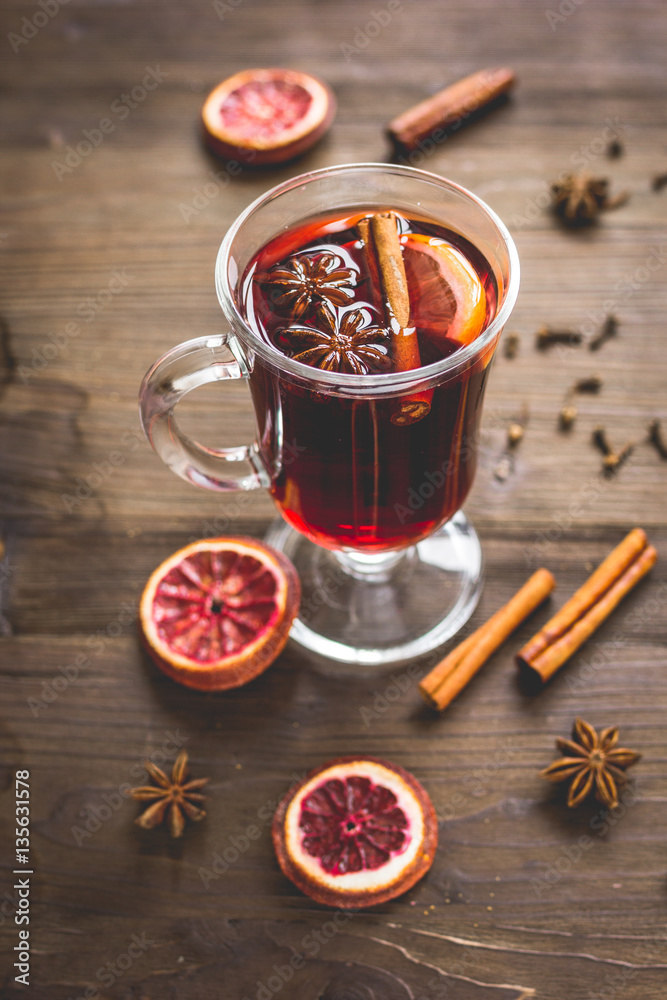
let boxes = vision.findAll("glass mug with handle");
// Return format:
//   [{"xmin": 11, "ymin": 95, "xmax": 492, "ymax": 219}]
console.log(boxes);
[{"xmin": 139, "ymin": 164, "xmax": 520, "ymax": 667}]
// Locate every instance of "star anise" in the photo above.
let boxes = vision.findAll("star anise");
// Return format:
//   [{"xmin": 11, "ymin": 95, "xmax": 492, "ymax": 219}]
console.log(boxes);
[
  {"xmin": 279, "ymin": 302, "xmax": 391, "ymax": 374},
  {"xmin": 130, "ymin": 750, "xmax": 209, "ymax": 837},
  {"xmin": 551, "ymin": 172, "xmax": 629, "ymax": 226},
  {"xmin": 259, "ymin": 252, "xmax": 357, "ymax": 318},
  {"xmin": 541, "ymin": 717, "xmax": 641, "ymax": 809}
]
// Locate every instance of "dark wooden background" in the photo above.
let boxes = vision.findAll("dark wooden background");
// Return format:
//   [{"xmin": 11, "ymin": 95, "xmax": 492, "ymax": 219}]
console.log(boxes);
[{"xmin": 1, "ymin": 1, "xmax": 666, "ymax": 997}]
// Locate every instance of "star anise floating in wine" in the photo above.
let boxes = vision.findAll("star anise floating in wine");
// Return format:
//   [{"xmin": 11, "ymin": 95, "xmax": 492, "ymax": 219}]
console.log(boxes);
[
  {"xmin": 279, "ymin": 302, "xmax": 391, "ymax": 374},
  {"xmin": 540, "ymin": 717, "xmax": 641, "ymax": 809},
  {"xmin": 130, "ymin": 750, "xmax": 209, "ymax": 837},
  {"xmin": 259, "ymin": 252, "xmax": 357, "ymax": 318},
  {"xmin": 551, "ymin": 172, "xmax": 629, "ymax": 226}
]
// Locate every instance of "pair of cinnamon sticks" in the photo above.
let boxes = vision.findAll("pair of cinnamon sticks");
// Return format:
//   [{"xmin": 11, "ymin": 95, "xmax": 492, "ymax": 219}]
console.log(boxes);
[
  {"xmin": 420, "ymin": 528, "xmax": 657, "ymax": 712},
  {"xmin": 358, "ymin": 212, "xmax": 431, "ymax": 425}
]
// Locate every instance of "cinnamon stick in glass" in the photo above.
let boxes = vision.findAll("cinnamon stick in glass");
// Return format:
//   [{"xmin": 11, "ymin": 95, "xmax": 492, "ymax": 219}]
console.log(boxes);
[
  {"xmin": 359, "ymin": 212, "xmax": 431, "ymax": 425},
  {"xmin": 356, "ymin": 217, "xmax": 383, "ymax": 313},
  {"xmin": 517, "ymin": 531, "xmax": 657, "ymax": 683},
  {"xmin": 420, "ymin": 568, "xmax": 556, "ymax": 711},
  {"xmin": 370, "ymin": 212, "xmax": 415, "ymax": 358}
]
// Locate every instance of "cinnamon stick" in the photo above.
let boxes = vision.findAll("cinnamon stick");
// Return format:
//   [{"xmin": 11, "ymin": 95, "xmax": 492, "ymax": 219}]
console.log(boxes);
[
  {"xmin": 388, "ymin": 67, "xmax": 516, "ymax": 152},
  {"xmin": 419, "ymin": 630, "xmax": 479, "ymax": 701},
  {"xmin": 356, "ymin": 217, "xmax": 383, "ymax": 313},
  {"xmin": 517, "ymin": 533, "xmax": 657, "ymax": 683},
  {"xmin": 390, "ymin": 396, "xmax": 431, "ymax": 426},
  {"xmin": 420, "ymin": 568, "xmax": 556, "ymax": 711},
  {"xmin": 370, "ymin": 212, "xmax": 412, "ymax": 336},
  {"xmin": 517, "ymin": 529, "xmax": 646, "ymax": 668},
  {"xmin": 358, "ymin": 212, "xmax": 431, "ymax": 425}
]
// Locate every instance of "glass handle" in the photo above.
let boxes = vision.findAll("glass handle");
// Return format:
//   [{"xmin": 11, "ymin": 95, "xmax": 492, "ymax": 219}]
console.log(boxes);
[{"xmin": 139, "ymin": 334, "xmax": 269, "ymax": 492}]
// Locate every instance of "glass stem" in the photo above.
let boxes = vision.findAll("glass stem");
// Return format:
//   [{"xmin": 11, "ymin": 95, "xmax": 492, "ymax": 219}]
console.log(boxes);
[{"xmin": 334, "ymin": 547, "xmax": 412, "ymax": 582}]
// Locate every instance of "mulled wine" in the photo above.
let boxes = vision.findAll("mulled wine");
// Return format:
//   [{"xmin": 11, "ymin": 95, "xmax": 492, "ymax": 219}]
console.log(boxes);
[{"xmin": 239, "ymin": 209, "xmax": 498, "ymax": 552}]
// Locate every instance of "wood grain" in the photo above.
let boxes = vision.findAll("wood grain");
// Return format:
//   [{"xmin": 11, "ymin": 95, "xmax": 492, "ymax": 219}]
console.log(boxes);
[{"xmin": 1, "ymin": 1, "xmax": 666, "ymax": 998}]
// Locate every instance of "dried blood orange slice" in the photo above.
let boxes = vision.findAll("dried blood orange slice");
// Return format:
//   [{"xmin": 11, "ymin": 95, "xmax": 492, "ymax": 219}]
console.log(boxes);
[
  {"xmin": 273, "ymin": 756, "xmax": 438, "ymax": 908},
  {"xmin": 202, "ymin": 68, "xmax": 336, "ymax": 165},
  {"xmin": 402, "ymin": 233, "xmax": 487, "ymax": 347},
  {"xmin": 139, "ymin": 537, "xmax": 300, "ymax": 692}
]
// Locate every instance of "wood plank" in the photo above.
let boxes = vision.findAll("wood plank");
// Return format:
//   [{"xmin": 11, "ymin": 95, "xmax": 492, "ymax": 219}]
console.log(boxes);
[{"xmin": 1, "ymin": 1, "xmax": 666, "ymax": 997}]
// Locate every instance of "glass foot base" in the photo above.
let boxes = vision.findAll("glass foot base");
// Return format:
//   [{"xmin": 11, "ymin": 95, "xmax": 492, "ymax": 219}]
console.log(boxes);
[{"xmin": 264, "ymin": 510, "xmax": 483, "ymax": 670}]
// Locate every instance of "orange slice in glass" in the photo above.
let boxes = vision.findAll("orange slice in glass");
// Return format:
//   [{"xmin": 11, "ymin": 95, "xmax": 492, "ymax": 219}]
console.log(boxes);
[
  {"xmin": 139, "ymin": 537, "xmax": 300, "ymax": 691},
  {"xmin": 402, "ymin": 233, "xmax": 488, "ymax": 347}
]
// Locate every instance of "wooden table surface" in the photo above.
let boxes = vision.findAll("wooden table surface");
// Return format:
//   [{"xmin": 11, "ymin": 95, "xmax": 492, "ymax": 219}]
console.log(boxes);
[{"xmin": 1, "ymin": 1, "xmax": 666, "ymax": 997}]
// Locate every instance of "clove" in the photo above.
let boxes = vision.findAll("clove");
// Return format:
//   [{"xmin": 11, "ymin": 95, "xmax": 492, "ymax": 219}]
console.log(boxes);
[
  {"xmin": 606, "ymin": 139, "xmax": 623, "ymax": 159},
  {"xmin": 507, "ymin": 422, "xmax": 524, "ymax": 447},
  {"xmin": 589, "ymin": 314, "xmax": 618, "ymax": 351},
  {"xmin": 592, "ymin": 426, "xmax": 633, "ymax": 475},
  {"xmin": 504, "ymin": 331, "xmax": 520, "ymax": 359},
  {"xmin": 603, "ymin": 444, "xmax": 634, "ymax": 475},
  {"xmin": 507, "ymin": 404, "xmax": 529, "ymax": 448},
  {"xmin": 593, "ymin": 426, "xmax": 612, "ymax": 456},
  {"xmin": 648, "ymin": 419, "xmax": 667, "ymax": 459},
  {"xmin": 559, "ymin": 375, "xmax": 603, "ymax": 430},
  {"xmin": 651, "ymin": 172, "xmax": 667, "ymax": 192},
  {"xmin": 494, "ymin": 407, "xmax": 528, "ymax": 480},
  {"xmin": 559, "ymin": 405, "xmax": 578, "ymax": 431},
  {"xmin": 492, "ymin": 454, "xmax": 513, "ymax": 483},
  {"xmin": 536, "ymin": 325, "xmax": 583, "ymax": 350},
  {"xmin": 574, "ymin": 375, "xmax": 603, "ymax": 393}
]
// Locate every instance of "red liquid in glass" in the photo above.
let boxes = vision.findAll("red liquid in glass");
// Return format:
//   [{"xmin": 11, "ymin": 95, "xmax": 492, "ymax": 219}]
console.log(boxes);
[{"xmin": 239, "ymin": 210, "xmax": 498, "ymax": 552}]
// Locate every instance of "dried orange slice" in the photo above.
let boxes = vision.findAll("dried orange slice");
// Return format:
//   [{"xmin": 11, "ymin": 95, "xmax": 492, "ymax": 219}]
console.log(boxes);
[
  {"xmin": 402, "ymin": 233, "xmax": 487, "ymax": 347},
  {"xmin": 272, "ymin": 756, "xmax": 438, "ymax": 908},
  {"xmin": 139, "ymin": 537, "xmax": 300, "ymax": 692},
  {"xmin": 202, "ymin": 68, "xmax": 336, "ymax": 165}
]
